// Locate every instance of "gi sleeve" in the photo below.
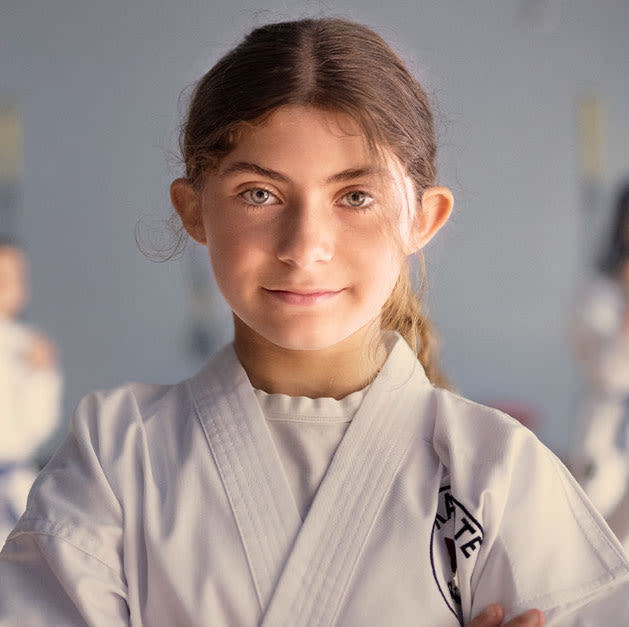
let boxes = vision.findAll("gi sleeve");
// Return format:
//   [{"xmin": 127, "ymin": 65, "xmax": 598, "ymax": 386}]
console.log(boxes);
[
  {"xmin": 0, "ymin": 391, "xmax": 130, "ymax": 626},
  {"xmin": 467, "ymin": 422, "xmax": 629, "ymax": 626}
]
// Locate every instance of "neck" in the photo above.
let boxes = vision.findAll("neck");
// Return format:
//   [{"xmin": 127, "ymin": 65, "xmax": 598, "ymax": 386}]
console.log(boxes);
[{"xmin": 232, "ymin": 316, "xmax": 388, "ymax": 399}]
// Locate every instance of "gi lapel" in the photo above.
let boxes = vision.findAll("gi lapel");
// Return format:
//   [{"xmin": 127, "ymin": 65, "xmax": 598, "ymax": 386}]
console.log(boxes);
[
  {"xmin": 261, "ymin": 333, "xmax": 432, "ymax": 626},
  {"xmin": 188, "ymin": 345, "xmax": 303, "ymax": 612}
]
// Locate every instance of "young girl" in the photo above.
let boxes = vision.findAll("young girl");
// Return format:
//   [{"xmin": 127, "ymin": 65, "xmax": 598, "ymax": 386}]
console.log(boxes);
[
  {"xmin": 0, "ymin": 238, "xmax": 61, "ymax": 545},
  {"xmin": 1, "ymin": 17, "xmax": 628, "ymax": 626},
  {"xmin": 571, "ymin": 181, "xmax": 629, "ymax": 553}
]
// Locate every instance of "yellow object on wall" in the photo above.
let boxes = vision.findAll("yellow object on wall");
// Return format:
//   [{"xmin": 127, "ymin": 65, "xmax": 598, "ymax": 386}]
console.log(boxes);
[
  {"xmin": 0, "ymin": 101, "xmax": 22, "ymax": 186},
  {"xmin": 578, "ymin": 90, "xmax": 605, "ymax": 184}
]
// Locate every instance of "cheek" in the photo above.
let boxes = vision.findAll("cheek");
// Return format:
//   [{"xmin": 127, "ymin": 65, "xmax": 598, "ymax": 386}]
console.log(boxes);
[
  {"xmin": 206, "ymin": 226, "xmax": 267, "ymax": 292},
  {"xmin": 351, "ymin": 236, "xmax": 403, "ymax": 294},
  {"xmin": 377, "ymin": 254, "xmax": 404, "ymax": 300}
]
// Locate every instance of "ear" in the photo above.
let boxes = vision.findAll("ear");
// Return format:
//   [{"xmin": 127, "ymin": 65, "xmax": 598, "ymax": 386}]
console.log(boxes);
[
  {"xmin": 170, "ymin": 178, "xmax": 207, "ymax": 244},
  {"xmin": 407, "ymin": 186, "xmax": 453, "ymax": 253}
]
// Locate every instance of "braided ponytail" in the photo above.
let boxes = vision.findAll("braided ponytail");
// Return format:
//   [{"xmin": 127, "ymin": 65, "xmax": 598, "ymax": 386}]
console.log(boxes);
[{"xmin": 380, "ymin": 257, "xmax": 451, "ymax": 389}]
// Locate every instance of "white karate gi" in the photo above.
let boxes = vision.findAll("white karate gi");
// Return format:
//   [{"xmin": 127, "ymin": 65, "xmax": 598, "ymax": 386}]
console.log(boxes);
[
  {"xmin": 0, "ymin": 318, "xmax": 62, "ymax": 545},
  {"xmin": 571, "ymin": 274, "xmax": 629, "ymax": 550},
  {"xmin": 1, "ymin": 332, "xmax": 628, "ymax": 626}
]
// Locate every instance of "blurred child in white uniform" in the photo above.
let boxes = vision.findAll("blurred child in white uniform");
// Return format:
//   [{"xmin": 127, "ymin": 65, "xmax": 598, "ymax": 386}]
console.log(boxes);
[
  {"xmin": 0, "ymin": 238, "xmax": 61, "ymax": 545},
  {"xmin": 572, "ymin": 182, "xmax": 629, "ymax": 553},
  {"xmin": 1, "ymin": 18, "xmax": 628, "ymax": 627}
]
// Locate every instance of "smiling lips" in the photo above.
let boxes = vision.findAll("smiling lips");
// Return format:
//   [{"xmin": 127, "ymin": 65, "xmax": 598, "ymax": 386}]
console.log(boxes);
[{"xmin": 263, "ymin": 288, "xmax": 343, "ymax": 306}]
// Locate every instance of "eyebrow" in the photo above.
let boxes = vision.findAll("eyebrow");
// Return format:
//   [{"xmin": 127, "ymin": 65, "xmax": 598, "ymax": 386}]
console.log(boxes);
[{"xmin": 219, "ymin": 161, "xmax": 386, "ymax": 185}]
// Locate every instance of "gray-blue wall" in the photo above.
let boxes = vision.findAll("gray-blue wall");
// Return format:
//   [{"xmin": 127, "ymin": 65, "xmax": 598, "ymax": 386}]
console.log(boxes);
[{"xmin": 2, "ymin": 0, "xmax": 629, "ymax": 455}]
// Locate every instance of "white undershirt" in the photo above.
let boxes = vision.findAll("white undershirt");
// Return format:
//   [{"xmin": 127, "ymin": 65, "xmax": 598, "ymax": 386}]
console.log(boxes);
[{"xmin": 253, "ymin": 386, "xmax": 369, "ymax": 520}]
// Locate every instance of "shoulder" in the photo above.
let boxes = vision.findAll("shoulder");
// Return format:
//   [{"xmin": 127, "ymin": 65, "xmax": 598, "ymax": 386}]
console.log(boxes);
[
  {"xmin": 429, "ymin": 387, "xmax": 532, "ymax": 469},
  {"xmin": 65, "ymin": 346, "xmax": 240, "ymax": 472},
  {"xmin": 428, "ymin": 386, "xmax": 629, "ymax": 564},
  {"xmin": 429, "ymin": 388, "xmax": 580, "ymax": 521},
  {"xmin": 68, "ymin": 376, "xmax": 197, "ymax": 468},
  {"xmin": 76, "ymin": 379, "xmax": 185, "ymax": 424},
  {"xmin": 73, "ymin": 379, "xmax": 181, "ymax": 431},
  {"xmin": 427, "ymin": 389, "xmax": 629, "ymax": 618},
  {"xmin": 63, "ymin": 344, "xmax": 240, "ymax": 468},
  {"xmin": 422, "ymin": 386, "xmax": 554, "ymax": 529},
  {"xmin": 10, "ymin": 376, "xmax": 196, "ymax": 533}
]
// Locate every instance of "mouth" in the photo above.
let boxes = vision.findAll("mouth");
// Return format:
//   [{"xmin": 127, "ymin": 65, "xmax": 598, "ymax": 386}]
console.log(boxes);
[{"xmin": 262, "ymin": 287, "xmax": 343, "ymax": 306}]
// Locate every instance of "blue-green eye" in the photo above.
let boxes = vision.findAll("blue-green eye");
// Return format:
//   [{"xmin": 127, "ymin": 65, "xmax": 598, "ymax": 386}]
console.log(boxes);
[
  {"xmin": 240, "ymin": 188, "xmax": 278, "ymax": 205},
  {"xmin": 341, "ymin": 190, "xmax": 374, "ymax": 208}
]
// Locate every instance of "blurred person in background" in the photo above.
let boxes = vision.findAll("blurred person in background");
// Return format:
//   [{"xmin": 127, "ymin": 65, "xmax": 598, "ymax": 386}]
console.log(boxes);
[
  {"xmin": 0, "ymin": 236, "xmax": 62, "ymax": 545},
  {"xmin": 571, "ymin": 180, "xmax": 629, "ymax": 553}
]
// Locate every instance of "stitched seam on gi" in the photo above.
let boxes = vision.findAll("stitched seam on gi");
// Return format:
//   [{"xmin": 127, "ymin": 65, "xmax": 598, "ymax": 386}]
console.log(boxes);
[
  {"xmin": 230, "ymin": 381, "xmax": 283, "ymax": 596},
  {"xmin": 7, "ymin": 526, "xmax": 124, "ymax": 576},
  {"xmin": 310, "ymin": 358, "xmax": 425, "ymax": 626},
  {"xmin": 331, "ymin": 430, "xmax": 428, "ymax": 627},
  {"xmin": 313, "ymin": 420, "xmax": 395, "ymax": 626},
  {"xmin": 503, "ymin": 454, "xmax": 626, "ymax": 610},
  {"xmin": 551, "ymin": 454, "xmax": 629, "ymax": 569},
  {"xmin": 542, "ymin": 571, "xmax": 629, "ymax": 622},
  {"xmin": 290, "ymin": 384, "xmax": 385, "ymax": 624},
  {"xmin": 189, "ymin": 378, "xmax": 273, "ymax": 608},
  {"xmin": 307, "ymin": 375, "xmax": 416, "ymax": 626}
]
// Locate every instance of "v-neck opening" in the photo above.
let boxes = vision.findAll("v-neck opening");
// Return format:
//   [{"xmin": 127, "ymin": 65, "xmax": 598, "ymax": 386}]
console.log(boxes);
[{"xmin": 189, "ymin": 331, "xmax": 433, "ymax": 625}]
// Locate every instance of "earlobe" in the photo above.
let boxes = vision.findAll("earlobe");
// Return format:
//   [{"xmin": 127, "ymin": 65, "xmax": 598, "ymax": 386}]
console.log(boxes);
[
  {"xmin": 170, "ymin": 178, "xmax": 207, "ymax": 244},
  {"xmin": 408, "ymin": 186, "xmax": 454, "ymax": 253}
]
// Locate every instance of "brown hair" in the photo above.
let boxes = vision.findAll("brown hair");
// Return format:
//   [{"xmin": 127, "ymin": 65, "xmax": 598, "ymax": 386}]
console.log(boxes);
[{"xmin": 178, "ymin": 17, "xmax": 450, "ymax": 387}]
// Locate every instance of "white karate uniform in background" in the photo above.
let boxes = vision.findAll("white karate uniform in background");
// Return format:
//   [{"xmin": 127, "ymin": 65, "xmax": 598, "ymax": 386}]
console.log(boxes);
[
  {"xmin": 1, "ymin": 332, "xmax": 628, "ymax": 625},
  {"xmin": 571, "ymin": 274, "xmax": 629, "ymax": 551},
  {"xmin": 0, "ymin": 318, "xmax": 62, "ymax": 545}
]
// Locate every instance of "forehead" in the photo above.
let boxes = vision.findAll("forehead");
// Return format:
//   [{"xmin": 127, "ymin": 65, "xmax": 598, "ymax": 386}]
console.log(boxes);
[
  {"xmin": 242, "ymin": 104, "xmax": 365, "ymax": 145},
  {"xmin": 220, "ymin": 105, "xmax": 388, "ymax": 178}
]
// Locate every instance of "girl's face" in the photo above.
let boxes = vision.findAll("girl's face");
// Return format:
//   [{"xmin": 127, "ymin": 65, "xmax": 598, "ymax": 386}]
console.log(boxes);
[{"xmin": 173, "ymin": 105, "xmax": 450, "ymax": 352}]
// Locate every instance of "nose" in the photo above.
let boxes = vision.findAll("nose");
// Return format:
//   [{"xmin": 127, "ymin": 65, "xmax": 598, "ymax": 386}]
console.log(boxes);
[{"xmin": 276, "ymin": 204, "xmax": 334, "ymax": 268}]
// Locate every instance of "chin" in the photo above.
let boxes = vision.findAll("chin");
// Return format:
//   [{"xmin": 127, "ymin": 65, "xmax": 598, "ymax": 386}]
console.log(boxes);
[{"xmin": 262, "ymin": 324, "xmax": 355, "ymax": 352}]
